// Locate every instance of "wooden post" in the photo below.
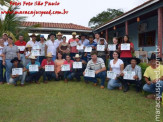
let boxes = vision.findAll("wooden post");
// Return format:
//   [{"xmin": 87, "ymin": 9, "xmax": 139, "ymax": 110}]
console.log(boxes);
[
  {"xmin": 158, "ymin": 7, "xmax": 163, "ymax": 57},
  {"xmin": 105, "ymin": 29, "xmax": 108, "ymax": 42},
  {"xmin": 125, "ymin": 21, "xmax": 128, "ymax": 35}
]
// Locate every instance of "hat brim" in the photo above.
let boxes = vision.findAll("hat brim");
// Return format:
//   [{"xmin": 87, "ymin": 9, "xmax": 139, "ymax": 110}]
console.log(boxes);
[
  {"xmin": 46, "ymin": 56, "xmax": 53, "ymax": 58},
  {"xmin": 148, "ymin": 58, "xmax": 162, "ymax": 62},
  {"xmin": 74, "ymin": 56, "xmax": 81, "ymax": 58}
]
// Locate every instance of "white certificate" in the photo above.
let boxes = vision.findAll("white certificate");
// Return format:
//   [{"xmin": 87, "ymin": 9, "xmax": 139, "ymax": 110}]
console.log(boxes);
[
  {"xmin": 73, "ymin": 62, "xmax": 82, "ymax": 69},
  {"xmin": 31, "ymin": 50, "xmax": 40, "ymax": 56},
  {"xmin": 121, "ymin": 44, "xmax": 130, "ymax": 50},
  {"xmin": 77, "ymin": 45, "xmax": 84, "ymax": 50},
  {"xmin": 61, "ymin": 64, "xmax": 70, "ymax": 71},
  {"xmin": 84, "ymin": 47, "xmax": 92, "ymax": 52},
  {"xmin": 29, "ymin": 65, "xmax": 39, "ymax": 72},
  {"xmin": 123, "ymin": 71, "xmax": 136, "ymax": 80},
  {"xmin": 33, "ymin": 44, "xmax": 40, "ymax": 50},
  {"xmin": 107, "ymin": 71, "xmax": 117, "ymax": 79},
  {"xmin": 17, "ymin": 46, "xmax": 25, "ymax": 51},
  {"xmin": 108, "ymin": 44, "xmax": 116, "ymax": 51},
  {"xmin": 97, "ymin": 45, "xmax": 105, "ymax": 51},
  {"xmin": 12, "ymin": 68, "xmax": 23, "ymax": 75},
  {"xmin": 84, "ymin": 69, "xmax": 95, "ymax": 78},
  {"xmin": 45, "ymin": 65, "xmax": 54, "ymax": 72},
  {"xmin": 70, "ymin": 41, "xmax": 77, "ymax": 47}
]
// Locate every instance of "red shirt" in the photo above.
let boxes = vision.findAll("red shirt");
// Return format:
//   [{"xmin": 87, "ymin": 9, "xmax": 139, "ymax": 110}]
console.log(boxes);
[
  {"xmin": 120, "ymin": 42, "xmax": 134, "ymax": 58},
  {"xmin": 63, "ymin": 60, "xmax": 74, "ymax": 69},
  {"xmin": 15, "ymin": 40, "xmax": 26, "ymax": 54},
  {"xmin": 68, "ymin": 38, "xmax": 79, "ymax": 53},
  {"xmin": 41, "ymin": 59, "xmax": 55, "ymax": 67}
]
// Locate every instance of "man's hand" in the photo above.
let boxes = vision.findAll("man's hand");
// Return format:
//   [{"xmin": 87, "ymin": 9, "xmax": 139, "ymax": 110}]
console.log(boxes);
[
  {"xmin": 2, "ymin": 61, "xmax": 5, "ymax": 65},
  {"xmin": 95, "ymin": 70, "xmax": 100, "ymax": 74},
  {"xmin": 133, "ymin": 75, "xmax": 138, "ymax": 80},
  {"xmin": 152, "ymin": 79, "xmax": 158, "ymax": 84},
  {"xmin": 83, "ymin": 71, "xmax": 85, "ymax": 76},
  {"xmin": 120, "ymin": 73, "xmax": 124, "ymax": 76},
  {"xmin": 147, "ymin": 81, "xmax": 152, "ymax": 85}
]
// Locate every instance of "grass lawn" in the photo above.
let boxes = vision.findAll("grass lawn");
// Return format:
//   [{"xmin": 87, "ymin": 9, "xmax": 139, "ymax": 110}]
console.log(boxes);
[{"xmin": 0, "ymin": 80, "xmax": 163, "ymax": 122}]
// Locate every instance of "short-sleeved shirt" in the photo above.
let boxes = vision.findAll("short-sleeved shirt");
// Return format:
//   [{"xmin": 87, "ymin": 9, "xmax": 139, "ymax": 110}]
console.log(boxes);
[
  {"xmin": 11, "ymin": 63, "xmax": 24, "ymax": 75},
  {"xmin": 144, "ymin": 65, "xmax": 163, "ymax": 81},
  {"xmin": 26, "ymin": 61, "xmax": 40, "ymax": 74},
  {"xmin": 0, "ymin": 46, "xmax": 4, "ymax": 60},
  {"xmin": 55, "ymin": 39, "xmax": 63, "ymax": 47},
  {"xmin": 26, "ymin": 40, "xmax": 39, "ymax": 48},
  {"xmin": 15, "ymin": 40, "xmax": 26, "ymax": 54},
  {"xmin": 38, "ymin": 41, "xmax": 46, "ymax": 56},
  {"xmin": 68, "ymin": 38, "xmax": 79, "ymax": 53},
  {"xmin": 41, "ymin": 59, "xmax": 55, "ymax": 67},
  {"xmin": 3, "ymin": 45, "xmax": 19, "ymax": 60},
  {"xmin": 46, "ymin": 40, "xmax": 59, "ymax": 56},
  {"xmin": 4, "ymin": 41, "xmax": 8, "ymax": 46},
  {"xmin": 124, "ymin": 64, "xmax": 142, "ymax": 80},
  {"xmin": 87, "ymin": 41, "xmax": 97, "ymax": 60},
  {"xmin": 120, "ymin": 42, "xmax": 134, "ymax": 58},
  {"xmin": 110, "ymin": 59, "xmax": 123, "ymax": 75},
  {"xmin": 78, "ymin": 39, "xmax": 89, "ymax": 52},
  {"xmin": 86, "ymin": 58, "xmax": 105, "ymax": 71}
]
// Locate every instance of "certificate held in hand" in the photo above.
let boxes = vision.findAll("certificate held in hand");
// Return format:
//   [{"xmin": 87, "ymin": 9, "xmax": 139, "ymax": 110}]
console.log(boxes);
[
  {"xmin": 45, "ymin": 65, "xmax": 54, "ymax": 72},
  {"xmin": 107, "ymin": 71, "xmax": 117, "ymax": 79},
  {"xmin": 77, "ymin": 45, "xmax": 84, "ymax": 50},
  {"xmin": 33, "ymin": 44, "xmax": 40, "ymax": 50},
  {"xmin": 18, "ymin": 46, "xmax": 25, "ymax": 51},
  {"xmin": 29, "ymin": 65, "xmax": 39, "ymax": 72},
  {"xmin": 73, "ymin": 62, "xmax": 82, "ymax": 69},
  {"xmin": 61, "ymin": 64, "xmax": 70, "ymax": 71},
  {"xmin": 108, "ymin": 44, "xmax": 116, "ymax": 51},
  {"xmin": 97, "ymin": 45, "xmax": 105, "ymax": 51},
  {"xmin": 121, "ymin": 44, "xmax": 130, "ymax": 50},
  {"xmin": 12, "ymin": 68, "xmax": 23, "ymax": 75},
  {"xmin": 84, "ymin": 47, "xmax": 92, "ymax": 52},
  {"xmin": 123, "ymin": 71, "xmax": 136, "ymax": 80},
  {"xmin": 31, "ymin": 50, "xmax": 40, "ymax": 56},
  {"xmin": 84, "ymin": 69, "xmax": 95, "ymax": 78},
  {"xmin": 70, "ymin": 41, "xmax": 77, "ymax": 47}
]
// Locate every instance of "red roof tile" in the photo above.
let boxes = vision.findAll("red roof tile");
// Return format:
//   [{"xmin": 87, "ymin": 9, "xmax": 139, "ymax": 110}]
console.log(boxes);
[{"xmin": 21, "ymin": 21, "xmax": 92, "ymax": 31}]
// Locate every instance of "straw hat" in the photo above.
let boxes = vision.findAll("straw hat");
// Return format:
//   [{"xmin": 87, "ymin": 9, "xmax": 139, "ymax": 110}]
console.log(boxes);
[
  {"xmin": 2, "ymin": 33, "xmax": 8, "ymax": 36},
  {"xmin": 29, "ymin": 33, "xmax": 37, "ymax": 37},
  {"xmin": 46, "ymin": 53, "xmax": 53, "ymax": 58},
  {"xmin": 29, "ymin": 56, "xmax": 36, "ymax": 60},
  {"xmin": 74, "ymin": 54, "xmax": 81, "ymax": 58},
  {"xmin": 26, "ymin": 45, "xmax": 32, "ymax": 48},
  {"xmin": 56, "ymin": 32, "xmax": 62, "ymax": 36},
  {"xmin": 72, "ymin": 32, "xmax": 77, "ymax": 36}
]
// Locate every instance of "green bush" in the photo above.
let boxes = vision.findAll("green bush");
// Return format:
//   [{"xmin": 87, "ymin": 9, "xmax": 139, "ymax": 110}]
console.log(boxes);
[{"xmin": 139, "ymin": 62, "xmax": 149, "ymax": 85}]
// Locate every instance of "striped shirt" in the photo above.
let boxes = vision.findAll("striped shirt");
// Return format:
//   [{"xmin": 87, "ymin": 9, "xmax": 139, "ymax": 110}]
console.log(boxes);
[
  {"xmin": 124, "ymin": 64, "xmax": 142, "ymax": 80},
  {"xmin": 86, "ymin": 58, "xmax": 105, "ymax": 71}
]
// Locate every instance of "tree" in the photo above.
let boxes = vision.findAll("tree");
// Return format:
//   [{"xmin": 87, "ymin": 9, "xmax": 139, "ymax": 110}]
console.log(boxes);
[
  {"xmin": 89, "ymin": 8, "xmax": 124, "ymax": 28},
  {"xmin": 0, "ymin": 0, "xmax": 11, "ymax": 6}
]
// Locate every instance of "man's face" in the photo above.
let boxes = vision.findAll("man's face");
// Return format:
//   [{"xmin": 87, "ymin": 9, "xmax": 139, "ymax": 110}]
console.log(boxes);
[
  {"xmin": 0, "ymin": 39, "xmax": 4, "ymax": 45},
  {"xmin": 81, "ymin": 36, "xmax": 85, "ymax": 40},
  {"xmin": 131, "ymin": 59, "xmax": 136, "ymax": 66},
  {"xmin": 40, "ymin": 37, "xmax": 44, "ymax": 41},
  {"xmin": 72, "ymin": 35, "xmax": 76, "ymax": 38},
  {"xmin": 57, "ymin": 35, "xmax": 62, "ymax": 40},
  {"xmin": 150, "ymin": 59, "xmax": 156, "ymax": 65},
  {"xmin": 19, "ymin": 36, "xmax": 24, "ymax": 41},
  {"xmin": 66, "ymin": 56, "xmax": 70, "ymax": 61},
  {"xmin": 13, "ymin": 61, "xmax": 19, "ymax": 66},
  {"xmin": 91, "ymin": 54, "xmax": 97, "ymax": 60},
  {"xmin": 95, "ymin": 34, "xmax": 100, "ymax": 39},
  {"xmin": 8, "ymin": 38, "xmax": 13, "ymax": 44},
  {"xmin": 32, "ymin": 36, "xmax": 36, "ymax": 41},
  {"xmin": 3, "ymin": 35, "xmax": 8, "ymax": 40},
  {"xmin": 75, "ymin": 58, "xmax": 80, "ymax": 62},
  {"xmin": 50, "ymin": 35, "xmax": 55, "ymax": 40},
  {"xmin": 47, "ymin": 57, "xmax": 52, "ymax": 61},
  {"xmin": 89, "ymin": 37, "xmax": 93, "ymax": 42},
  {"xmin": 100, "ymin": 40, "xmax": 104, "ymax": 45},
  {"xmin": 31, "ymin": 59, "xmax": 35, "ymax": 64}
]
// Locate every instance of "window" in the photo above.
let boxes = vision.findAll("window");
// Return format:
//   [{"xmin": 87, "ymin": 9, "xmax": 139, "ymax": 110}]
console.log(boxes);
[{"xmin": 138, "ymin": 30, "xmax": 156, "ymax": 47}]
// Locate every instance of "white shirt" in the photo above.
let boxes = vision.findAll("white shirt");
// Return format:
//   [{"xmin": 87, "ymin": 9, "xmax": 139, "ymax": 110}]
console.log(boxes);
[
  {"xmin": 94, "ymin": 38, "xmax": 108, "ymax": 46},
  {"xmin": 55, "ymin": 39, "xmax": 63, "ymax": 47},
  {"xmin": 110, "ymin": 59, "xmax": 123, "ymax": 75},
  {"xmin": 4, "ymin": 41, "xmax": 8, "ymax": 46},
  {"xmin": 0, "ymin": 46, "xmax": 3, "ymax": 60},
  {"xmin": 46, "ymin": 40, "xmax": 59, "ymax": 56},
  {"xmin": 38, "ymin": 41, "xmax": 46, "ymax": 56},
  {"xmin": 26, "ymin": 40, "xmax": 39, "ymax": 49}
]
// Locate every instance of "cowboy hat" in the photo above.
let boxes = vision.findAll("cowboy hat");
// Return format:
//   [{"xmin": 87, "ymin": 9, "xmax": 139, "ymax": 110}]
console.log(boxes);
[
  {"xmin": 29, "ymin": 56, "xmax": 36, "ymax": 60},
  {"xmin": 148, "ymin": 53, "xmax": 162, "ymax": 61},
  {"xmin": 48, "ymin": 33, "xmax": 56, "ymax": 37},
  {"xmin": 29, "ymin": 33, "xmax": 37, "ymax": 37},
  {"xmin": 46, "ymin": 53, "xmax": 53, "ymax": 58},
  {"xmin": 26, "ymin": 45, "xmax": 32, "ymax": 48},
  {"xmin": 56, "ymin": 32, "xmax": 62, "ymax": 36},
  {"xmin": 11, "ymin": 57, "xmax": 21, "ymax": 63},
  {"xmin": 129, "ymin": 57, "xmax": 141, "ymax": 64},
  {"xmin": 74, "ymin": 54, "xmax": 81, "ymax": 58},
  {"xmin": 2, "ymin": 33, "xmax": 8, "ymax": 36},
  {"xmin": 72, "ymin": 32, "xmax": 77, "ymax": 36}
]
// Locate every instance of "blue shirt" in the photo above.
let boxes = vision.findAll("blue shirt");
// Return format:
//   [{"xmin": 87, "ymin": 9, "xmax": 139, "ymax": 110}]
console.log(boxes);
[
  {"xmin": 26, "ymin": 61, "xmax": 40, "ymax": 74},
  {"xmin": 79, "ymin": 39, "xmax": 89, "ymax": 46},
  {"xmin": 87, "ymin": 41, "xmax": 97, "ymax": 60}
]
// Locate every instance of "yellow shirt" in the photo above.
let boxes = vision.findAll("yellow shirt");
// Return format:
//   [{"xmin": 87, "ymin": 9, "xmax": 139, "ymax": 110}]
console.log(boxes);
[{"xmin": 144, "ymin": 65, "xmax": 163, "ymax": 81}]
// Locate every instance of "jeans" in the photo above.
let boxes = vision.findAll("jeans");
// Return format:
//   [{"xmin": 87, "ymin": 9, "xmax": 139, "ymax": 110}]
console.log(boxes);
[
  {"xmin": 39, "ymin": 56, "xmax": 45, "ymax": 64},
  {"xmin": 5, "ymin": 59, "xmax": 12, "ymax": 83},
  {"xmin": 84, "ymin": 71, "xmax": 106, "ymax": 86},
  {"xmin": 43, "ymin": 71, "xmax": 56, "ymax": 81},
  {"xmin": 9, "ymin": 72, "xmax": 26, "ymax": 85},
  {"xmin": 0, "ymin": 60, "xmax": 4, "ymax": 82},
  {"xmin": 20, "ymin": 54, "xmax": 26, "ymax": 66},
  {"xmin": 26, "ymin": 72, "xmax": 41, "ymax": 82},
  {"xmin": 143, "ymin": 81, "xmax": 163, "ymax": 98},
  {"xmin": 64, "ymin": 71, "xmax": 74, "ymax": 80},
  {"xmin": 52, "ymin": 55, "xmax": 56, "ymax": 61},
  {"xmin": 73, "ymin": 70, "xmax": 83, "ymax": 80},
  {"xmin": 107, "ymin": 79, "xmax": 122, "ymax": 90}
]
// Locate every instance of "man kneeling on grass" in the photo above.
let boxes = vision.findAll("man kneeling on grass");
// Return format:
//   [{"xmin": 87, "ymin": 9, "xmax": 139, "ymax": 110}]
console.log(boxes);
[
  {"xmin": 25, "ymin": 56, "xmax": 41, "ymax": 84},
  {"xmin": 9, "ymin": 57, "xmax": 26, "ymax": 86},
  {"xmin": 83, "ymin": 51, "xmax": 106, "ymax": 89},
  {"xmin": 41, "ymin": 53, "xmax": 56, "ymax": 83},
  {"xmin": 143, "ymin": 53, "xmax": 163, "ymax": 101}
]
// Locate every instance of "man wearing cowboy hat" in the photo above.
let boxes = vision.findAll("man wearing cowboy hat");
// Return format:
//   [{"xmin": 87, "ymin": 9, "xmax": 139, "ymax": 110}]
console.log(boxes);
[
  {"xmin": 41, "ymin": 53, "xmax": 56, "ymax": 83},
  {"xmin": 68, "ymin": 32, "xmax": 79, "ymax": 60},
  {"xmin": 73, "ymin": 54, "xmax": 86, "ymax": 81},
  {"xmin": 56, "ymin": 32, "xmax": 63, "ymax": 46},
  {"xmin": 119, "ymin": 57, "xmax": 142, "ymax": 92},
  {"xmin": 25, "ymin": 56, "xmax": 41, "ymax": 84},
  {"xmin": 143, "ymin": 53, "xmax": 163, "ymax": 100},
  {"xmin": 45, "ymin": 33, "xmax": 59, "ymax": 61},
  {"xmin": 26, "ymin": 33, "xmax": 39, "ymax": 48},
  {"xmin": 9, "ymin": 57, "xmax": 26, "ymax": 86},
  {"xmin": 2, "ymin": 33, "xmax": 8, "ymax": 46}
]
